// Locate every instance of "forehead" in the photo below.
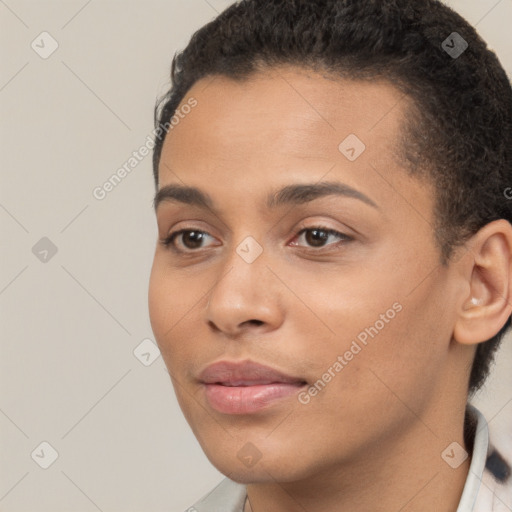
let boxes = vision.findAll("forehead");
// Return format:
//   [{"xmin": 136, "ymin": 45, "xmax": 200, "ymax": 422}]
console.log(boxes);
[
  {"xmin": 157, "ymin": 66, "xmax": 433, "ymax": 222},
  {"xmin": 163, "ymin": 66, "xmax": 409, "ymax": 159}
]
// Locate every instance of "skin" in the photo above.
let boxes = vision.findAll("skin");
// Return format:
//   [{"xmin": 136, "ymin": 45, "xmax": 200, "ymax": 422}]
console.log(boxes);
[{"xmin": 148, "ymin": 66, "xmax": 512, "ymax": 512}]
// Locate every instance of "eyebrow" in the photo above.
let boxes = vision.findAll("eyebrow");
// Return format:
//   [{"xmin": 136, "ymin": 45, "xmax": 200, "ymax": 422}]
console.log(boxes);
[{"xmin": 153, "ymin": 181, "xmax": 379, "ymax": 212}]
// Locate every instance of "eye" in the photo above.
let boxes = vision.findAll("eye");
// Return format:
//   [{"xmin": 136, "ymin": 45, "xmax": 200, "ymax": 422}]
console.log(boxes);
[
  {"xmin": 290, "ymin": 225, "xmax": 352, "ymax": 250},
  {"xmin": 160, "ymin": 229, "xmax": 217, "ymax": 252},
  {"xmin": 160, "ymin": 225, "xmax": 352, "ymax": 254}
]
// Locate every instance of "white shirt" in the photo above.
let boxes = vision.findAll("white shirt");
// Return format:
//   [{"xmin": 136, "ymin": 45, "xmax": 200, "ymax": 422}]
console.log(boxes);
[{"xmin": 187, "ymin": 406, "xmax": 511, "ymax": 512}]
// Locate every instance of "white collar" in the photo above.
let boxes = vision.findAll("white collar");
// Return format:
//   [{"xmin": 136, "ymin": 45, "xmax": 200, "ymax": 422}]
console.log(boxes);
[{"xmin": 456, "ymin": 405, "xmax": 490, "ymax": 512}]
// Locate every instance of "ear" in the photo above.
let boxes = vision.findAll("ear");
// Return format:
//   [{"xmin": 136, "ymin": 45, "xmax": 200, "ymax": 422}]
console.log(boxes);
[{"xmin": 453, "ymin": 219, "xmax": 512, "ymax": 346}]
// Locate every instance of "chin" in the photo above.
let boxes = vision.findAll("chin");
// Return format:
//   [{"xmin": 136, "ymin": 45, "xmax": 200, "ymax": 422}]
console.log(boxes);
[
  {"xmin": 203, "ymin": 447, "xmax": 312, "ymax": 484},
  {"xmin": 220, "ymin": 468, "xmax": 278, "ymax": 484}
]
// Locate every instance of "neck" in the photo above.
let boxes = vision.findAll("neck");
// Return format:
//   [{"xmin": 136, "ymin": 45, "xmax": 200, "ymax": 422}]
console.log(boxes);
[{"xmin": 243, "ymin": 405, "xmax": 472, "ymax": 512}]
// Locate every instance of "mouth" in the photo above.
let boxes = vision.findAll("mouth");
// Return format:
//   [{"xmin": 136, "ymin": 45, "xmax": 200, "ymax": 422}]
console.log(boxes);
[
  {"xmin": 203, "ymin": 381, "xmax": 307, "ymax": 414},
  {"xmin": 199, "ymin": 360, "xmax": 308, "ymax": 414},
  {"xmin": 213, "ymin": 379, "xmax": 305, "ymax": 386}
]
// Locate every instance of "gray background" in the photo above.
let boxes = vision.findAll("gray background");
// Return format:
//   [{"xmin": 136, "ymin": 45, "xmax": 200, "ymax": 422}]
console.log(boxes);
[{"xmin": 1, "ymin": 1, "xmax": 511, "ymax": 510}]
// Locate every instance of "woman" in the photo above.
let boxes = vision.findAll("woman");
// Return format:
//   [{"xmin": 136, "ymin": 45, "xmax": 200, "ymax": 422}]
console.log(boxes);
[{"xmin": 148, "ymin": 1, "xmax": 512, "ymax": 510}]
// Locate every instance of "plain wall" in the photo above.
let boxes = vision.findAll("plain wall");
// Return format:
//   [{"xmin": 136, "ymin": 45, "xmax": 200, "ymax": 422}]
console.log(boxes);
[{"xmin": 1, "ymin": 0, "xmax": 511, "ymax": 510}]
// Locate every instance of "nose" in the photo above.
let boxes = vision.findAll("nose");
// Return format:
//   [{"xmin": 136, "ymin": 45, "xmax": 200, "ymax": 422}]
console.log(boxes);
[{"xmin": 204, "ymin": 245, "xmax": 284, "ymax": 339}]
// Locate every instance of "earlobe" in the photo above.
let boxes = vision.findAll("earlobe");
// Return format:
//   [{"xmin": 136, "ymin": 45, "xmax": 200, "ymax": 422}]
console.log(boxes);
[{"xmin": 453, "ymin": 219, "xmax": 512, "ymax": 346}]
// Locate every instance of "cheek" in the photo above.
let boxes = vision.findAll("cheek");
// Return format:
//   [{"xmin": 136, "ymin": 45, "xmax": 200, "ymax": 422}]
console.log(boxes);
[
  {"xmin": 148, "ymin": 258, "xmax": 211, "ymax": 378},
  {"xmin": 305, "ymin": 262, "xmax": 447, "ymax": 408},
  {"xmin": 345, "ymin": 284, "xmax": 451, "ymax": 413},
  {"xmin": 292, "ymin": 301, "xmax": 444, "ymax": 459},
  {"xmin": 148, "ymin": 259, "xmax": 187, "ymax": 359},
  {"xmin": 148, "ymin": 260, "xmax": 168, "ymax": 341}
]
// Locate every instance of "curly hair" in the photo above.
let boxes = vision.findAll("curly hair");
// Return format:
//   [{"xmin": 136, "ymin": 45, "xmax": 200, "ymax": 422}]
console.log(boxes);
[{"xmin": 152, "ymin": 0, "xmax": 512, "ymax": 395}]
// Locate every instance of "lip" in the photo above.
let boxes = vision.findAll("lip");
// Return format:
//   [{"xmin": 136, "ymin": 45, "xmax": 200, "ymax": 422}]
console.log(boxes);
[
  {"xmin": 199, "ymin": 360, "xmax": 307, "ymax": 415},
  {"xmin": 199, "ymin": 359, "xmax": 306, "ymax": 385}
]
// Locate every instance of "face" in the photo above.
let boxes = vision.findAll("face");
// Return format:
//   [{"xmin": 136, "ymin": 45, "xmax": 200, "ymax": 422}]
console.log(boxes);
[{"xmin": 148, "ymin": 66, "xmax": 465, "ymax": 483}]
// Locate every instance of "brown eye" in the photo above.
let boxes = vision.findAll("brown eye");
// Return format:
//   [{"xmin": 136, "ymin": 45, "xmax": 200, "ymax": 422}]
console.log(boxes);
[
  {"xmin": 293, "ymin": 226, "xmax": 352, "ymax": 249},
  {"xmin": 304, "ymin": 228, "xmax": 330, "ymax": 247},
  {"xmin": 180, "ymin": 231, "xmax": 207, "ymax": 249},
  {"xmin": 161, "ymin": 229, "xmax": 216, "ymax": 252}
]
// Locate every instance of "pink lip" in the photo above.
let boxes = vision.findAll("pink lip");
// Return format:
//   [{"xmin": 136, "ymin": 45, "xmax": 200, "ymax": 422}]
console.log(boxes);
[{"xmin": 199, "ymin": 360, "xmax": 307, "ymax": 414}]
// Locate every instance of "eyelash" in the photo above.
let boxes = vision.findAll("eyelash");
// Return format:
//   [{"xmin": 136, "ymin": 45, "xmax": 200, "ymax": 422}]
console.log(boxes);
[{"xmin": 159, "ymin": 225, "xmax": 352, "ymax": 254}]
